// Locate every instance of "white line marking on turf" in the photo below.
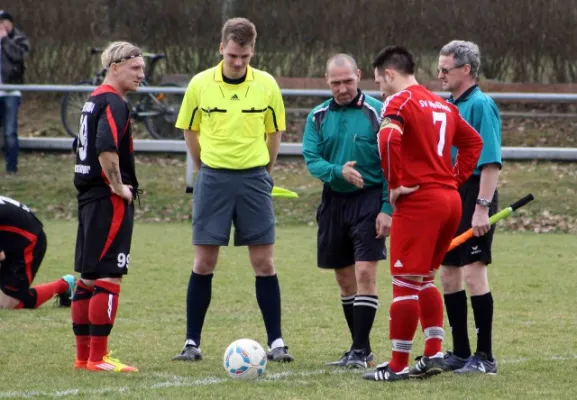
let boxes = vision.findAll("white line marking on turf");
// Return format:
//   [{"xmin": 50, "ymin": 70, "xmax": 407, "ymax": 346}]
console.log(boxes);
[
  {"xmin": 0, "ymin": 355, "xmax": 575, "ymax": 399},
  {"xmin": 500, "ymin": 354, "xmax": 577, "ymax": 364}
]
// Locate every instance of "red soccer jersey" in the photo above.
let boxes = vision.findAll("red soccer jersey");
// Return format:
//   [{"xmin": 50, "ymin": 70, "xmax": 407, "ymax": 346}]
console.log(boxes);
[{"xmin": 378, "ymin": 85, "xmax": 483, "ymax": 190}]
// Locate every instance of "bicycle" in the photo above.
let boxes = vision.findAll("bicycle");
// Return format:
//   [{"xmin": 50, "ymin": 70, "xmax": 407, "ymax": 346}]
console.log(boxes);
[{"xmin": 61, "ymin": 47, "xmax": 184, "ymax": 140}]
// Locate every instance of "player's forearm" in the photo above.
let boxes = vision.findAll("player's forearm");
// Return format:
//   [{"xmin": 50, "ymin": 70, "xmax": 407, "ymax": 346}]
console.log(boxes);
[
  {"xmin": 453, "ymin": 122, "xmax": 483, "ymax": 185},
  {"xmin": 98, "ymin": 152, "xmax": 124, "ymax": 192},
  {"xmin": 303, "ymin": 154, "xmax": 343, "ymax": 184},
  {"xmin": 478, "ymin": 163, "xmax": 500, "ymax": 201},
  {"xmin": 183, "ymin": 130, "xmax": 201, "ymax": 171},
  {"xmin": 266, "ymin": 131, "xmax": 282, "ymax": 174},
  {"xmin": 0, "ymin": 251, "xmax": 5, "ymax": 261}
]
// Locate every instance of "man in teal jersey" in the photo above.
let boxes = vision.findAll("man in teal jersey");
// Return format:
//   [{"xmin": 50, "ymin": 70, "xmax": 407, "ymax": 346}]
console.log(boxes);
[
  {"xmin": 437, "ymin": 40, "xmax": 502, "ymax": 375},
  {"xmin": 303, "ymin": 54, "xmax": 393, "ymax": 369}
]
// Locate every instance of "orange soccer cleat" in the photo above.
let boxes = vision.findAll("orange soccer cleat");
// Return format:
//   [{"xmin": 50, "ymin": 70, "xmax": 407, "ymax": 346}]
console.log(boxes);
[{"xmin": 86, "ymin": 353, "xmax": 138, "ymax": 373}]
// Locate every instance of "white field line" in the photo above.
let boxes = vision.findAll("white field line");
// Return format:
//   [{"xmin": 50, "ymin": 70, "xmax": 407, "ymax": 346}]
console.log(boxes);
[{"xmin": 0, "ymin": 355, "xmax": 575, "ymax": 399}]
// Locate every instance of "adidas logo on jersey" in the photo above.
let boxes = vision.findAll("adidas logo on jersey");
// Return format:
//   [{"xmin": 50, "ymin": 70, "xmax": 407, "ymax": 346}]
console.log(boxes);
[
  {"xmin": 230, "ymin": 94, "xmax": 239, "ymax": 100},
  {"xmin": 394, "ymin": 259, "xmax": 403, "ymax": 268}
]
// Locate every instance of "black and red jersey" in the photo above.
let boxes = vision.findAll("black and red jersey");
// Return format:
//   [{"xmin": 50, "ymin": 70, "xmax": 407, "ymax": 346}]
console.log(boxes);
[
  {"xmin": 73, "ymin": 85, "xmax": 138, "ymax": 206},
  {"xmin": 0, "ymin": 196, "xmax": 43, "ymax": 254}
]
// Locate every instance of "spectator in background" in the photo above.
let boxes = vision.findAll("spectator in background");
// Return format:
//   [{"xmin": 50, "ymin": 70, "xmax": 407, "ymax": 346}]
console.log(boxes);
[{"xmin": 0, "ymin": 10, "xmax": 30, "ymax": 176}]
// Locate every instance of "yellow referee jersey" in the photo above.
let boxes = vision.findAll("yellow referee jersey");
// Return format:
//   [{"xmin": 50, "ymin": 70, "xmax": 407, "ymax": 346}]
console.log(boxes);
[{"xmin": 175, "ymin": 61, "xmax": 286, "ymax": 170}]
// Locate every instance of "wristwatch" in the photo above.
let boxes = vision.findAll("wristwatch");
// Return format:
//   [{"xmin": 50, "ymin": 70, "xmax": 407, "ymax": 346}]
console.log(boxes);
[{"xmin": 476, "ymin": 198, "xmax": 492, "ymax": 208}]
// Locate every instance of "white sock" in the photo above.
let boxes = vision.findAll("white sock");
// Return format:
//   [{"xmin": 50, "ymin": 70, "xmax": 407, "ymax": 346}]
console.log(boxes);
[
  {"xmin": 185, "ymin": 339, "xmax": 197, "ymax": 347},
  {"xmin": 270, "ymin": 338, "xmax": 285, "ymax": 349}
]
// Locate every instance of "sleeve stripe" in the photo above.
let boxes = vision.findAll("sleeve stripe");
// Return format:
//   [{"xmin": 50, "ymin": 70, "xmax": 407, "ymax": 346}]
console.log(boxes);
[
  {"xmin": 267, "ymin": 106, "xmax": 279, "ymax": 132},
  {"xmin": 188, "ymin": 107, "xmax": 198, "ymax": 130},
  {"xmin": 105, "ymin": 105, "xmax": 119, "ymax": 147},
  {"xmin": 363, "ymin": 102, "xmax": 380, "ymax": 123},
  {"xmin": 387, "ymin": 128, "xmax": 395, "ymax": 183}
]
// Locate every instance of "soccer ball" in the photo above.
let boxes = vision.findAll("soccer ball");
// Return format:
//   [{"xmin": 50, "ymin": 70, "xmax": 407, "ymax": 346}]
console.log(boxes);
[{"xmin": 223, "ymin": 338, "xmax": 267, "ymax": 379}]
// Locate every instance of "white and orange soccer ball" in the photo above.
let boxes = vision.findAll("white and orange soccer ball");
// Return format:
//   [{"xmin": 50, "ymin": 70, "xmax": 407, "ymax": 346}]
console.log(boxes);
[{"xmin": 223, "ymin": 338, "xmax": 267, "ymax": 379}]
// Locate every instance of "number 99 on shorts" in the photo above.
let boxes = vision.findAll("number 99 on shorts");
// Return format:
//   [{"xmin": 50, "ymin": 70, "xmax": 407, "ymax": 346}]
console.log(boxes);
[{"xmin": 117, "ymin": 253, "xmax": 130, "ymax": 268}]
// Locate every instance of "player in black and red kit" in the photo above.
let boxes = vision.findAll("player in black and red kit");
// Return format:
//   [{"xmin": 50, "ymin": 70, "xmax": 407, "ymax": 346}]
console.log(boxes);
[
  {"xmin": 363, "ymin": 46, "xmax": 483, "ymax": 382},
  {"xmin": 0, "ymin": 195, "xmax": 75, "ymax": 309},
  {"xmin": 70, "ymin": 41, "xmax": 144, "ymax": 373}
]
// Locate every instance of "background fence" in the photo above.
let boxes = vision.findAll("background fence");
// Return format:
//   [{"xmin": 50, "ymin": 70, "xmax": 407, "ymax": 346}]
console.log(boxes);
[{"xmin": 4, "ymin": 84, "xmax": 577, "ymax": 162}]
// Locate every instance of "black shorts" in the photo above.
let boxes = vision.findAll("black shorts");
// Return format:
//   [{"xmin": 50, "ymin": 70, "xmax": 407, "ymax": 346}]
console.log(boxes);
[
  {"xmin": 316, "ymin": 185, "xmax": 386, "ymax": 269},
  {"xmin": 0, "ymin": 230, "xmax": 47, "ymax": 298},
  {"xmin": 74, "ymin": 196, "xmax": 134, "ymax": 279},
  {"xmin": 443, "ymin": 175, "xmax": 499, "ymax": 267}
]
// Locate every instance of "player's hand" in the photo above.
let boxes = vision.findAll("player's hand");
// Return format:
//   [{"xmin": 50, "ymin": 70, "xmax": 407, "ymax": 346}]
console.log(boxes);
[
  {"xmin": 375, "ymin": 212, "xmax": 392, "ymax": 238},
  {"xmin": 0, "ymin": 28, "xmax": 7, "ymax": 39},
  {"xmin": 342, "ymin": 161, "xmax": 364, "ymax": 188},
  {"xmin": 0, "ymin": 251, "xmax": 5, "ymax": 261},
  {"xmin": 472, "ymin": 205, "xmax": 491, "ymax": 237},
  {"xmin": 389, "ymin": 185, "xmax": 419, "ymax": 209},
  {"xmin": 110, "ymin": 184, "xmax": 133, "ymax": 204}
]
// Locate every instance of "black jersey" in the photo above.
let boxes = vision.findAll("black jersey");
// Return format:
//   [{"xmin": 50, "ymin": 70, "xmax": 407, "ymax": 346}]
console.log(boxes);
[
  {"xmin": 0, "ymin": 196, "xmax": 43, "ymax": 254},
  {"xmin": 73, "ymin": 85, "xmax": 138, "ymax": 206}
]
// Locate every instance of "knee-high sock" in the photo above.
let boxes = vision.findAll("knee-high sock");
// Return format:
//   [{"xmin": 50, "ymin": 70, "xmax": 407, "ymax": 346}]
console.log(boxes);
[
  {"xmin": 88, "ymin": 281, "xmax": 120, "ymax": 362},
  {"xmin": 419, "ymin": 278, "xmax": 444, "ymax": 357},
  {"xmin": 389, "ymin": 278, "xmax": 421, "ymax": 372},
  {"xmin": 71, "ymin": 281, "xmax": 93, "ymax": 361}
]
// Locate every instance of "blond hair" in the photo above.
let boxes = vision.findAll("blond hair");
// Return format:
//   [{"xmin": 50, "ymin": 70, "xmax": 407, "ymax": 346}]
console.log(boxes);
[
  {"xmin": 101, "ymin": 41, "xmax": 143, "ymax": 69},
  {"xmin": 221, "ymin": 18, "xmax": 257, "ymax": 47}
]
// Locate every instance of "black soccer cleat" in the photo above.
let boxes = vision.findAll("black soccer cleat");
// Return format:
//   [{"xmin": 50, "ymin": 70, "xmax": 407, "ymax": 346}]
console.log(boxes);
[
  {"xmin": 346, "ymin": 349, "xmax": 375, "ymax": 369},
  {"xmin": 267, "ymin": 346, "xmax": 295, "ymax": 363},
  {"xmin": 327, "ymin": 350, "xmax": 375, "ymax": 367},
  {"xmin": 443, "ymin": 351, "xmax": 469, "ymax": 371},
  {"xmin": 55, "ymin": 294, "xmax": 72, "ymax": 308},
  {"xmin": 408, "ymin": 354, "xmax": 446, "ymax": 379},
  {"xmin": 454, "ymin": 352, "xmax": 497, "ymax": 375},
  {"xmin": 326, "ymin": 350, "xmax": 350, "ymax": 367},
  {"xmin": 172, "ymin": 344, "xmax": 203, "ymax": 361},
  {"xmin": 362, "ymin": 362, "xmax": 409, "ymax": 382}
]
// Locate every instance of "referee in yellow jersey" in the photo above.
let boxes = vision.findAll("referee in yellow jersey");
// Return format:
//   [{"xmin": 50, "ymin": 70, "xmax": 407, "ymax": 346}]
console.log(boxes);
[{"xmin": 172, "ymin": 17, "xmax": 293, "ymax": 363}]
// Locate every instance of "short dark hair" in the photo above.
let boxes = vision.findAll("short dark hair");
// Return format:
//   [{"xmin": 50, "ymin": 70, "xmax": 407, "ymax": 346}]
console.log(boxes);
[
  {"xmin": 372, "ymin": 46, "xmax": 415, "ymax": 75},
  {"xmin": 221, "ymin": 17, "xmax": 257, "ymax": 47}
]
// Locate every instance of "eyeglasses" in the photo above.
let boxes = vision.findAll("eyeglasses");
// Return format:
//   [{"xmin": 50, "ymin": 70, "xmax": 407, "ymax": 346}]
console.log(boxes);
[{"xmin": 437, "ymin": 64, "xmax": 466, "ymax": 75}]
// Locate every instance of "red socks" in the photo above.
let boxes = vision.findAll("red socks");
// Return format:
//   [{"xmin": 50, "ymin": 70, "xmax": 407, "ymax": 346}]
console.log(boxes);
[
  {"xmin": 71, "ymin": 280, "xmax": 121, "ymax": 363},
  {"xmin": 388, "ymin": 277, "xmax": 421, "ymax": 372},
  {"xmin": 71, "ymin": 281, "xmax": 94, "ymax": 362},
  {"xmin": 419, "ymin": 278, "xmax": 444, "ymax": 357},
  {"xmin": 88, "ymin": 281, "xmax": 120, "ymax": 362},
  {"xmin": 15, "ymin": 279, "xmax": 69, "ymax": 309}
]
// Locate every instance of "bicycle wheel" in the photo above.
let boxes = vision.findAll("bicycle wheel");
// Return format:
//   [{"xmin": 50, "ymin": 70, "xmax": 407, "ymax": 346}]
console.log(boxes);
[
  {"xmin": 142, "ymin": 83, "xmax": 184, "ymax": 140},
  {"xmin": 61, "ymin": 80, "xmax": 92, "ymax": 137}
]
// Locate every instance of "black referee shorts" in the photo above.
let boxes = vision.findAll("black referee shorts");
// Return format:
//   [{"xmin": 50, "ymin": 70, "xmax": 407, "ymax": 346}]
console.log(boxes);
[
  {"xmin": 443, "ymin": 175, "xmax": 499, "ymax": 267},
  {"xmin": 316, "ymin": 185, "xmax": 386, "ymax": 269}
]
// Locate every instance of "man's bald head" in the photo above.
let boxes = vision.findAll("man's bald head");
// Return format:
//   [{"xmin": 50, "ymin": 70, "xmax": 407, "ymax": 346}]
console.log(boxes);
[{"xmin": 326, "ymin": 53, "xmax": 358, "ymax": 73}]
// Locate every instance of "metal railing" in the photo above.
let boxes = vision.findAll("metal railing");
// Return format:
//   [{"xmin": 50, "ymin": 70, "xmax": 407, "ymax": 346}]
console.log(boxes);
[
  {"xmin": 4, "ymin": 83, "xmax": 577, "ymax": 101},
  {"xmin": 4, "ymin": 83, "xmax": 577, "ymax": 162}
]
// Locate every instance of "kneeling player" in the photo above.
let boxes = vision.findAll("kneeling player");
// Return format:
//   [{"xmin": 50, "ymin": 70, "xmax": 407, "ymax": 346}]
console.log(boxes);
[{"xmin": 0, "ymin": 195, "xmax": 75, "ymax": 309}]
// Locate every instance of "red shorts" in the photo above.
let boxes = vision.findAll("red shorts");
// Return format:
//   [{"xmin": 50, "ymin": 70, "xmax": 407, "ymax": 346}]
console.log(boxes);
[{"xmin": 389, "ymin": 187, "xmax": 461, "ymax": 277}]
